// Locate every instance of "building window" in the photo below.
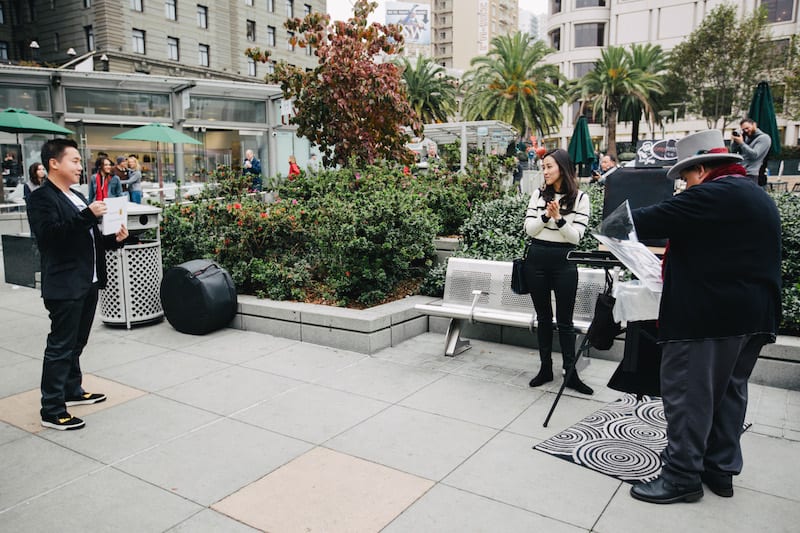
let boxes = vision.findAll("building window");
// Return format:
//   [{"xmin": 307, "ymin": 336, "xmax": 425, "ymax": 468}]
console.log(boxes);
[
  {"xmin": 0, "ymin": 4, "xmax": 4, "ymax": 24},
  {"xmin": 574, "ymin": 22, "xmax": 604, "ymax": 47},
  {"xmin": 440, "ymin": 31, "xmax": 446, "ymax": 39},
  {"xmin": 131, "ymin": 0, "xmax": 143, "ymax": 11},
  {"xmin": 198, "ymin": 43, "xmax": 209, "ymax": 66},
  {"xmin": 84, "ymin": 0, "xmax": 91, "ymax": 7},
  {"xmin": 85, "ymin": 25, "xmax": 94, "ymax": 50},
  {"xmin": 286, "ymin": 0, "xmax": 293, "ymax": 18},
  {"xmin": 287, "ymin": 31, "xmax": 295, "ymax": 51},
  {"xmin": 132, "ymin": 29, "xmax": 146, "ymax": 53},
  {"xmin": 549, "ymin": 28, "xmax": 560, "ymax": 51},
  {"xmin": 267, "ymin": 0, "xmax": 274, "ymax": 12},
  {"xmin": 246, "ymin": 20, "xmax": 256, "ymax": 41},
  {"xmin": 267, "ymin": 25, "xmax": 276, "ymax": 46},
  {"xmin": 576, "ymin": 0, "xmax": 605, "ymax": 7},
  {"xmin": 573, "ymin": 61, "xmax": 595, "ymax": 79},
  {"xmin": 304, "ymin": 3, "xmax": 311, "ymax": 15},
  {"xmin": 197, "ymin": 4, "xmax": 208, "ymax": 28},
  {"xmin": 247, "ymin": 57, "xmax": 256, "ymax": 76},
  {"xmin": 267, "ymin": 62, "xmax": 275, "ymax": 74},
  {"xmin": 54, "ymin": 32, "xmax": 60, "ymax": 51},
  {"xmin": 245, "ymin": 0, "xmax": 253, "ymax": 5},
  {"xmin": 165, "ymin": 0, "xmax": 176, "ymax": 20},
  {"xmin": 0, "ymin": 42, "xmax": 8, "ymax": 60},
  {"xmin": 761, "ymin": 0, "xmax": 795, "ymax": 23},
  {"xmin": 551, "ymin": 0, "xmax": 561, "ymax": 15},
  {"xmin": 167, "ymin": 36, "xmax": 179, "ymax": 60}
]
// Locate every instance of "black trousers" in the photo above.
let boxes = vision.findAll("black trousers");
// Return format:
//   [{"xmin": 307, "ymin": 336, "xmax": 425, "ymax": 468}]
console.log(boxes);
[
  {"xmin": 41, "ymin": 285, "xmax": 99, "ymax": 418},
  {"xmin": 659, "ymin": 334, "xmax": 768, "ymax": 485},
  {"xmin": 525, "ymin": 241, "xmax": 578, "ymax": 369}
]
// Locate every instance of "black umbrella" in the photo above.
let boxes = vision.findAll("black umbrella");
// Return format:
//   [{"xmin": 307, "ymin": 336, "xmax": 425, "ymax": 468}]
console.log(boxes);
[{"xmin": 748, "ymin": 81, "xmax": 781, "ymax": 156}]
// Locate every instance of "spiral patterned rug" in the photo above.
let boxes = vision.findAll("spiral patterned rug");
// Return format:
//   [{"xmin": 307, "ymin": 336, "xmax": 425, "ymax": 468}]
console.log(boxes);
[{"xmin": 533, "ymin": 394, "xmax": 751, "ymax": 484}]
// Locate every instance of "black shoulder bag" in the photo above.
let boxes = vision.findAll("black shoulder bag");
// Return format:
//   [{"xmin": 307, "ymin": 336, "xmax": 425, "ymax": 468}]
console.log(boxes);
[
  {"xmin": 511, "ymin": 241, "xmax": 531, "ymax": 295},
  {"xmin": 586, "ymin": 269, "xmax": 623, "ymax": 350}
]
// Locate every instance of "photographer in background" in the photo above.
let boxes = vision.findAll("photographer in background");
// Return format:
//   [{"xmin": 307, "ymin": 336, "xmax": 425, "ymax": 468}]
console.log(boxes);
[{"xmin": 730, "ymin": 118, "xmax": 771, "ymax": 186}]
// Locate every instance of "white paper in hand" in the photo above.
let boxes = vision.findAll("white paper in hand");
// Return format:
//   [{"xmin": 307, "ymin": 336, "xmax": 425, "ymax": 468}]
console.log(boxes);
[{"xmin": 102, "ymin": 196, "xmax": 128, "ymax": 235}]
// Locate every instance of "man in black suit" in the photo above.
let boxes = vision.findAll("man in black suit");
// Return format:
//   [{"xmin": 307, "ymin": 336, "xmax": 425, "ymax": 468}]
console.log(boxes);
[{"xmin": 27, "ymin": 139, "xmax": 128, "ymax": 431}]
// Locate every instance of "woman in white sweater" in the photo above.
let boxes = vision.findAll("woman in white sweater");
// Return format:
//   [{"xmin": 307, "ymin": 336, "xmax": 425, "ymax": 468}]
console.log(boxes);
[{"xmin": 523, "ymin": 148, "xmax": 593, "ymax": 395}]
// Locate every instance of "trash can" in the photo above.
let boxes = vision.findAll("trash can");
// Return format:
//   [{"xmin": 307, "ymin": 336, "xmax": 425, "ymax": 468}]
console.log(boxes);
[{"xmin": 99, "ymin": 203, "xmax": 163, "ymax": 328}]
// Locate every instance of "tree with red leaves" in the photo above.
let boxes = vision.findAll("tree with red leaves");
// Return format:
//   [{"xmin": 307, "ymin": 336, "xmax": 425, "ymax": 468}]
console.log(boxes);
[{"xmin": 246, "ymin": 0, "xmax": 421, "ymax": 168}]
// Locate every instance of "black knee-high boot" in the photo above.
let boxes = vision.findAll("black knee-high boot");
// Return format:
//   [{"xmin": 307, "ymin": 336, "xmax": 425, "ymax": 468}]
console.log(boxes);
[
  {"xmin": 530, "ymin": 320, "xmax": 554, "ymax": 387},
  {"xmin": 559, "ymin": 324, "xmax": 593, "ymax": 395}
]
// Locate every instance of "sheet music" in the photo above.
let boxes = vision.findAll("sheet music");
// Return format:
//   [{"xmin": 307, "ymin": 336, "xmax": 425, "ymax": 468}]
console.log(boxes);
[
  {"xmin": 102, "ymin": 196, "xmax": 128, "ymax": 236},
  {"xmin": 593, "ymin": 234, "xmax": 663, "ymax": 293}
]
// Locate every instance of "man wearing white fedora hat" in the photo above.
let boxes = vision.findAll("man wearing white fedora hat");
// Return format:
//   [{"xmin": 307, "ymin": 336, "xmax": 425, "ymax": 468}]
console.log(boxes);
[{"xmin": 628, "ymin": 129, "xmax": 782, "ymax": 504}]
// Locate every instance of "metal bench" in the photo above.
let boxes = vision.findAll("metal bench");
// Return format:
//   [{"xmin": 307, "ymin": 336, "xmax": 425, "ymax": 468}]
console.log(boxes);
[{"xmin": 415, "ymin": 257, "xmax": 611, "ymax": 356}]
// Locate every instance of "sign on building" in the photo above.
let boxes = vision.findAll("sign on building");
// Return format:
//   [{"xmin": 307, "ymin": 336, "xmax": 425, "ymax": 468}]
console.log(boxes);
[{"xmin": 386, "ymin": 2, "xmax": 431, "ymax": 45}]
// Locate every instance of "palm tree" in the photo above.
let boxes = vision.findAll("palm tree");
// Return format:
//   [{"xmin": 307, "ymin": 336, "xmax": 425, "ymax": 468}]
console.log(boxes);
[
  {"xmin": 399, "ymin": 57, "xmax": 457, "ymax": 124},
  {"xmin": 461, "ymin": 32, "xmax": 565, "ymax": 137},
  {"xmin": 619, "ymin": 44, "xmax": 669, "ymax": 144},
  {"xmin": 571, "ymin": 46, "xmax": 664, "ymax": 157}
]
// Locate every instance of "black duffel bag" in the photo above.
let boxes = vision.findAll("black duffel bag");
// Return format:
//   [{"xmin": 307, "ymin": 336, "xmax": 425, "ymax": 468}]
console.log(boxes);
[{"xmin": 160, "ymin": 259, "xmax": 237, "ymax": 335}]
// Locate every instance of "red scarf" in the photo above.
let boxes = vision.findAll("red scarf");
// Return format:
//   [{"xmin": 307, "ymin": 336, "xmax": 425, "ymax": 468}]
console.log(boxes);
[
  {"xmin": 95, "ymin": 172, "xmax": 109, "ymax": 201},
  {"xmin": 702, "ymin": 163, "xmax": 747, "ymax": 183}
]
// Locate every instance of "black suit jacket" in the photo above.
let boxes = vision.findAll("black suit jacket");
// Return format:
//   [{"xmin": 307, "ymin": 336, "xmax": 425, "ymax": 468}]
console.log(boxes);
[{"xmin": 27, "ymin": 179, "xmax": 124, "ymax": 300}]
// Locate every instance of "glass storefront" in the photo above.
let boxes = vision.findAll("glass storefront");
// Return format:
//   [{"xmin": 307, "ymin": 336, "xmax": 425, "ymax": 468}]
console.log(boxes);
[{"xmin": 65, "ymin": 89, "xmax": 171, "ymax": 118}]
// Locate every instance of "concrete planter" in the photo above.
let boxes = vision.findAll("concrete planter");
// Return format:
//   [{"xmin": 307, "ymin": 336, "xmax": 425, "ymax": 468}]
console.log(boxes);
[
  {"xmin": 433, "ymin": 236, "xmax": 460, "ymax": 265},
  {"xmin": 232, "ymin": 294, "xmax": 439, "ymax": 354}
]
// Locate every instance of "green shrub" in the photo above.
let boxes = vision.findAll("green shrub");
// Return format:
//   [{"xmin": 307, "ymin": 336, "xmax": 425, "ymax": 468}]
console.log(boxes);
[
  {"xmin": 313, "ymin": 187, "xmax": 438, "ymax": 306},
  {"xmin": 773, "ymin": 192, "xmax": 800, "ymax": 333}
]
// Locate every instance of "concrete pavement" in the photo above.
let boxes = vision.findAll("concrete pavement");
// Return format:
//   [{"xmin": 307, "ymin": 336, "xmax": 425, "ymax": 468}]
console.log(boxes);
[{"xmin": 1, "ymin": 266, "xmax": 799, "ymax": 531}]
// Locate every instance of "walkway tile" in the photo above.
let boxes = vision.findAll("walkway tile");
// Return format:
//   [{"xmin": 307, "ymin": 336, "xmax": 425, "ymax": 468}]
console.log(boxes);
[
  {"xmin": 115, "ymin": 417, "xmax": 311, "ymax": 506},
  {"xmin": 0, "ymin": 467, "xmax": 202, "ymax": 531},
  {"xmin": 117, "ymin": 320, "xmax": 215, "ymax": 350},
  {"xmin": 383, "ymin": 484, "xmax": 585, "ymax": 533},
  {"xmin": 0, "ymin": 435, "xmax": 102, "ymax": 511},
  {"xmin": 167, "ymin": 509, "xmax": 261, "ymax": 532},
  {"xmin": 178, "ymin": 329, "xmax": 298, "ymax": 364},
  {"xmin": 0, "ymin": 357, "xmax": 41, "ymax": 398},
  {"xmin": 316, "ymin": 356, "xmax": 445, "ymax": 403},
  {"xmin": 505, "ymin": 391, "xmax": 609, "ymax": 440},
  {"xmin": 213, "ymin": 447, "xmax": 434, "ymax": 533},
  {"xmin": 79, "ymin": 335, "xmax": 172, "ymax": 372},
  {"xmin": 399, "ymin": 373, "xmax": 537, "ymax": 429},
  {"xmin": 242, "ymin": 342, "xmax": 366, "ymax": 382},
  {"xmin": 325, "ymin": 404, "xmax": 497, "ymax": 480},
  {"xmin": 738, "ymin": 431, "xmax": 800, "ymax": 500},
  {"xmin": 0, "ymin": 420, "xmax": 27, "ymax": 446},
  {"xmin": 443, "ymin": 431, "xmax": 619, "ymax": 530},
  {"xmin": 233, "ymin": 383, "xmax": 389, "ymax": 444},
  {"xmin": 158, "ymin": 365, "xmax": 304, "ymax": 416},
  {"xmin": 95, "ymin": 350, "xmax": 230, "ymax": 392},
  {"xmin": 597, "ymin": 484, "xmax": 800, "ymax": 533},
  {"xmin": 0, "ymin": 374, "xmax": 146, "ymax": 434},
  {"xmin": 41, "ymin": 394, "xmax": 219, "ymax": 464}
]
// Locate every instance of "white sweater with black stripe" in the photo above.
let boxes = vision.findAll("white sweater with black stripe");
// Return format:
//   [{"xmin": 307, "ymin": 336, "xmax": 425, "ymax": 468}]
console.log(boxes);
[{"xmin": 524, "ymin": 189, "xmax": 590, "ymax": 245}]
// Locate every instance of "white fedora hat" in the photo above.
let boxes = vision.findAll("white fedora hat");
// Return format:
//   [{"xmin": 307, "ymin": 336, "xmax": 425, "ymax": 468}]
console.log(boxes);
[{"xmin": 666, "ymin": 130, "xmax": 742, "ymax": 180}]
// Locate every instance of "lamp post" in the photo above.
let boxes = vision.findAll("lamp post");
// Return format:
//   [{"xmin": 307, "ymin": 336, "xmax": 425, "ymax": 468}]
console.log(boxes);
[
  {"xmin": 29, "ymin": 40, "xmax": 40, "ymax": 62},
  {"xmin": 657, "ymin": 110, "xmax": 672, "ymax": 139}
]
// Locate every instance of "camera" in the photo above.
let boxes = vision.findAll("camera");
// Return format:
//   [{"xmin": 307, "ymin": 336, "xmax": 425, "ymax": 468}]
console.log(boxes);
[
  {"xmin": 732, "ymin": 129, "xmax": 741, "ymax": 137},
  {"xmin": 271, "ymin": 131, "xmax": 277, "ymax": 137}
]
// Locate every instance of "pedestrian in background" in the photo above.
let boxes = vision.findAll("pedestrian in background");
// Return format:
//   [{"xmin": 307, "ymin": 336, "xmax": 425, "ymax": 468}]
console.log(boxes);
[
  {"xmin": 24, "ymin": 161, "xmax": 46, "ymax": 202},
  {"xmin": 121, "ymin": 155, "xmax": 143, "ymax": 204}
]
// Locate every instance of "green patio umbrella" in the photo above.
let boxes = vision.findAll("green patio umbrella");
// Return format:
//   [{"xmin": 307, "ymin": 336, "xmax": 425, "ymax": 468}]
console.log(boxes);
[
  {"xmin": 748, "ymin": 81, "xmax": 781, "ymax": 156},
  {"xmin": 0, "ymin": 108, "xmax": 73, "ymax": 200},
  {"xmin": 0, "ymin": 108, "xmax": 74, "ymax": 136},
  {"xmin": 112, "ymin": 123, "xmax": 202, "ymax": 200},
  {"xmin": 567, "ymin": 116, "xmax": 595, "ymax": 175}
]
